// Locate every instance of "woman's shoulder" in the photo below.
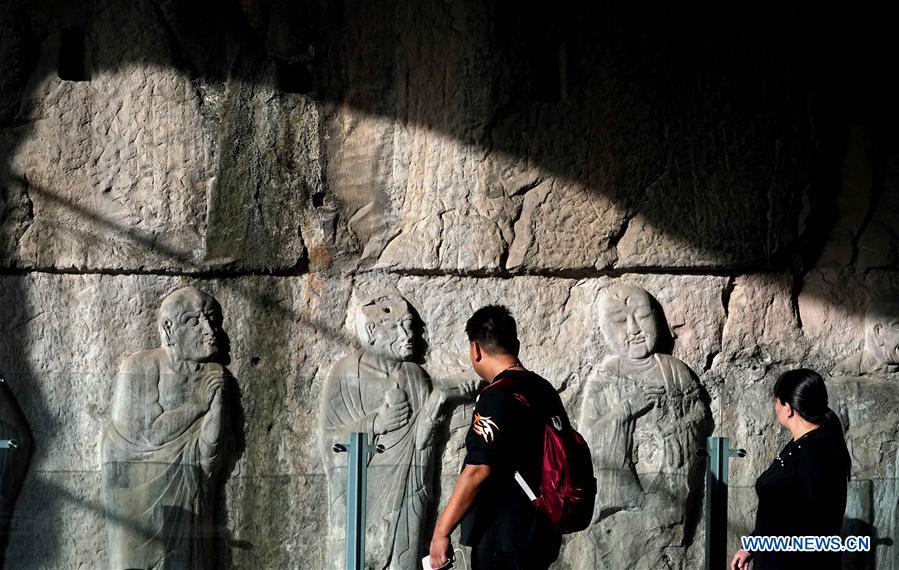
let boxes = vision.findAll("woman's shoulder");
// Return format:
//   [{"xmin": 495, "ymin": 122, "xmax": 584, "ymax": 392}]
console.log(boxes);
[
  {"xmin": 795, "ymin": 428, "xmax": 848, "ymax": 469},
  {"xmin": 798, "ymin": 426, "xmax": 839, "ymax": 447}
]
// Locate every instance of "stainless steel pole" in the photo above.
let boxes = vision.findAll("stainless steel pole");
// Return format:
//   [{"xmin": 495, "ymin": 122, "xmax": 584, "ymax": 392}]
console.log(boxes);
[
  {"xmin": 705, "ymin": 436, "xmax": 745, "ymax": 570},
  {"xmin": 333, "ymin": 432, "xmax": 384, "ymax": 570}
]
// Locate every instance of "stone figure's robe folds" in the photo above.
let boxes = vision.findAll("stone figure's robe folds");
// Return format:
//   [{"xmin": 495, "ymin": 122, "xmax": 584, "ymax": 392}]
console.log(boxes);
[
  {"xmin": 572, "ymin": 353, "xmax": 708, "ymax": 569},
  {"xmin": 101, "ymin": 352, "xmax": 226, "ymax": 570},
  {"xmin": 580, "ymin": 353, "xmax": 706, "ymax": 524},
  {"xmin": 834, "ymin": 349, "xmax": 899, "ymax": 380},
  {"xmin": 321, "ymin": 349, "xmax": 438, "ymax": 570},
  {"xmin": 829, "ymin": 374, "xmax": 899, "ymax": 570}
]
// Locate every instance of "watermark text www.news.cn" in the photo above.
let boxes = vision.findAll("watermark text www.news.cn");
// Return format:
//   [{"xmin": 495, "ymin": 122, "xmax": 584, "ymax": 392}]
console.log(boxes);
[{"xmin": 741, "ymin": 535, "xmax": 870, "ymax": 553}]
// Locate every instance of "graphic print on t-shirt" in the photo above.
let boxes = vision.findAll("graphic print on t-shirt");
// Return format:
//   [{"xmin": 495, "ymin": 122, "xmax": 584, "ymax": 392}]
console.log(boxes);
[{"xmin": 473, "ymin": 412, "xmax": 499, "ymax": 443}]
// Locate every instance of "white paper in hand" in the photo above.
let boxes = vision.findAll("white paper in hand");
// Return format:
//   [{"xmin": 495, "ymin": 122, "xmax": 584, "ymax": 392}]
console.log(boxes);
[
  {"xmin": 421, "ymin": 554, "xmax": 453, "ymax": 570},
  {"xmin": 423, "ymin": 548, "xmax": 467, "ymax": 570}
]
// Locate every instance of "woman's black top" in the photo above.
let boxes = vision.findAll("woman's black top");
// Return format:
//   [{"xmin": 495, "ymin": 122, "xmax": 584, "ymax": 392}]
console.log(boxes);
[{"xmin": 750, "ymin": 426, "xmax": 849, "ymax": 570}]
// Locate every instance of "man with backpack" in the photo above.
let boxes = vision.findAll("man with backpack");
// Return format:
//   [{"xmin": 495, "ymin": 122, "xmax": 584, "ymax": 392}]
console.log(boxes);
[{"xmin": 428, "ymin": 305, "xmax": 595, "ymax": 570}]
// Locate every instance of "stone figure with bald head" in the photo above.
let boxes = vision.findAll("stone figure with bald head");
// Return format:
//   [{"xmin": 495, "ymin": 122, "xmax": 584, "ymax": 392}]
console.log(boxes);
[
  {"xmin": 101, "ymin": 286, "xmax": 231, "ymax": 570},
  {"xmin": 576, "ymin": 283, "xmax": 710, "ymax": 566},
  {"xmin": 320, "ymin": 291, "xmax": 475, "ymax": 570},
  {"xmin": 828, "ymin": 294, "xmax": 899, "ymax": 568},
  {"xmin": 834, "ymin": 294, "xmax": 899, "ymax": 378}
]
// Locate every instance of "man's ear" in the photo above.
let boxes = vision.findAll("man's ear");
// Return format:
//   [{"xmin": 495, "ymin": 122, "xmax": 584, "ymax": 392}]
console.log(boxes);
[
  {"xmin": 365, "ymin": 321, "xmax": 377, "ymax": 345},
  {"xmin": 470, "ymin": 341, "xmax": 483, "ymax": 363}
]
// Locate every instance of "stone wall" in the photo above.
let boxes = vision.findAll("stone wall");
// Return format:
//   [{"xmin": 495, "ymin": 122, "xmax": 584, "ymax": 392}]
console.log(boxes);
[{"xmin": 1, "ymin": 1, "xmax": 898, "ymax": 568}]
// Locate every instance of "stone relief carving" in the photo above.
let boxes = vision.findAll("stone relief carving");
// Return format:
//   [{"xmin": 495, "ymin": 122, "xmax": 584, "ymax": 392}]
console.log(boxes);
[
  {"xmin": 0, "ymin": 377, "xmax": 32, "ymax": 565},
  {"xmin": 830, "ymin": 294, "xmax": 899, "ymax": 569},
  {"xmin": 834, "ymin": 294, "xmax": 899, "ymax": 379},
  {"xmin": 574, "ymin": 284, "xmax": 710, "ymax": 568},
  {"xmin": 101, "ymin": 286, "xmax": 232, "ymax": 570},
  {"xmin": 320, "ymin": 292, "xmax": 475, "ymax": 570}
]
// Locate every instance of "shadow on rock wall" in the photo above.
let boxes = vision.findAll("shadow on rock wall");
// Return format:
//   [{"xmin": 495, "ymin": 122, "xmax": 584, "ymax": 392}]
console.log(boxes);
[
  {"xmin": 2, "ymin": 0, "xmax": 899, "ymax": 569},
  {"xmin": 1, "ymin": 0, "xmax": 896, "ymax": 277}
]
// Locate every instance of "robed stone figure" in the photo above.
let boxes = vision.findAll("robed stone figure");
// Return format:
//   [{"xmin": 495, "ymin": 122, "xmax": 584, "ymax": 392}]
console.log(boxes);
[
  {"xmin": 320, "ymin": 292, "xmax": 474, "ymax": 570},
  {"xmin": 829, "ymin": 294, "xmax": 899, "ymax": 570},
  {"xmin": 101, "ymin": 287, "xmax": 231, "ymax": 570},
  {"xmin": 574, "ymin": 284, "xmax": 711, "ymax": 569}
]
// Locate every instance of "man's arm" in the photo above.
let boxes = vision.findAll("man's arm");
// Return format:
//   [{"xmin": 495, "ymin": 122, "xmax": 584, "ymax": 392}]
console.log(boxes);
[
  {"xmin": 416, "ymin": 377, "xmax": 482, "ymax": 450},
  {"xmin": 429, "ymin": 464, "xmax": 491, "ymax": 568},
  {"xmin": 427, "ymin": 387, "xmax": 512, "ymax": 567}
]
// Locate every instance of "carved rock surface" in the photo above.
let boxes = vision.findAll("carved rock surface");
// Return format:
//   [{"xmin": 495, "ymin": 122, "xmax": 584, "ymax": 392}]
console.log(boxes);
[
  {"xmin": 0, "ymin": 273, "xmax": 353, "ymax": 568},
  {"xmin": 1, "ymin": 1, "xmax": 898, "ymax": 569},
  {"xmin": 0, "ymin": 272, "xmax": 726, "ymax": 568},
  {"xmin": 0, "ymin": 0, "xmax": 812, "ymax": 275}
]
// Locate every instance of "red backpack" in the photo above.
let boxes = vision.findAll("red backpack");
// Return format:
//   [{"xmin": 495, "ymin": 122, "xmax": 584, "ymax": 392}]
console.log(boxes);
[{"xmin": 484, "ymin": 376, "xmax": 597, "ymax": 534}]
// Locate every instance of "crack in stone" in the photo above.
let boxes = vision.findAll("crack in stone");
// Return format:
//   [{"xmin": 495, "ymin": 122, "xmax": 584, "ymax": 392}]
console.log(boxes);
[
  {"xmin": 509, "ymin": 176, "xmax": 544, "ymax": 197},
  {"xmin": 502, "ymin": 175, "xmax": 556, "ymax": 271},
  {"xmin": 560, "ymin": 281, "xmax": 575, "ymax": 314},
  {"xmin": 14, "ymin": 173, "xmax": 35, "ymax": 253},
  {"xmin": 434, "ymin": 210, "xmax": 446, "ymax": 267},
  {"xmin": 500, "ymin": 197, "xmax": 525, "ymax": 271},
  {"xmin": 702, "ymin": 349, "xmax": 720, "ymax": 374},
  {"xmin": 0, "ymin": 257, "xmax": 309, "ymax": 279},
  {"xmin": 848, "ymin": 186, "xmax": 884, "ymax": 270},
  {"xmin": 1, "ymin": 262, "xmax": 772, "ymax": 282},
  {"xmin": 343, "ymin": 272, "xmax": 357, "ymax": 321},
  {"xmin": 371, "ymin": 226, "xmax": 403, "ymax": 268},
  {"xmin": 704, "ymin": 275, "xmax": 736, "ymax": 373},
  {"xmin": 610, "ymin": 213, "xmax": 633, "ymax": 267},
  {"xmin": 359, "ymin": 265, "xmax": 755, "ymax": 281},
  {"xmin": 721, "ymin": 275, "xmax": 736, "ymax": 318},
  {"xmin": 791, "ymin": 271, "xmax": 805, "ymax": 330}
]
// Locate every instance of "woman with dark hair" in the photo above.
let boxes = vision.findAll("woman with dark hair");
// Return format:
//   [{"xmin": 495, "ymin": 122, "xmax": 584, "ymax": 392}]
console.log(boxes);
[{"xmin": 730, "ymin": 368, "xmax": 851, "ymax": 570}]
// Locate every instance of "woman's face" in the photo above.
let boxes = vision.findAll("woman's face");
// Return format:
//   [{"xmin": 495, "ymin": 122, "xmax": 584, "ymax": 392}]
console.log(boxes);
[{"xmin": 774, "ymin": 397, "xmax": 792, "ymax": 428}]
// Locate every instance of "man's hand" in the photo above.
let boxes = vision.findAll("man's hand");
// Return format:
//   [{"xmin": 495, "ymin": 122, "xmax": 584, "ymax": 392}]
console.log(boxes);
[
  {"xmin": 429, "ymin": 464, "xmax": 490, "ymax": 569},
  {"xmin": 373, "ymin": 400, "xmax": 411, "ymax": 435},
  {"xmin": 456, "ymin": 378, "xmax": 481, "ymax": 398},
  {"xmin": 730, "ymin": 548, "xmax": 751, "ymax": 569},
  {"xmin": 428, "ymin": 534, "xmax": 452, "ymax": 569}
]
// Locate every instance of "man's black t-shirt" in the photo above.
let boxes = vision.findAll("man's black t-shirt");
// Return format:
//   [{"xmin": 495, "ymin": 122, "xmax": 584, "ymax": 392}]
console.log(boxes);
[{"xmin": 460, "ymin": 369, "xmax": 564, "ymax": 554}]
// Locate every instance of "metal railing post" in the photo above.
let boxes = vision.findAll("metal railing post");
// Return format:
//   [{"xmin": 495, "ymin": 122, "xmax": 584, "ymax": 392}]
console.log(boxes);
[
  {"xmin": 333, "ymin": 432, "xmax": 384, "ymax": 570},
  {"xmin": 705, "ymin": 436, "xmax": 745, "ymax": 570}
]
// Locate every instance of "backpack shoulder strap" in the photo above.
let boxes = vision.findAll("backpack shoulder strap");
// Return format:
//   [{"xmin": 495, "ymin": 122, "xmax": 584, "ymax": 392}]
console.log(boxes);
[{"xmin": 483, "ymin": 375, "xmax": 550, "ymax": 424}]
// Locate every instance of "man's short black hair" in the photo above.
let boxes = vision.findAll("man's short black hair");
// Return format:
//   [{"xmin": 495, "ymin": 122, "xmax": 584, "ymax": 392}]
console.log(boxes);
[{"xmin": 465, "ymin": 305, "xmax": 520, "ymax": 356}]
